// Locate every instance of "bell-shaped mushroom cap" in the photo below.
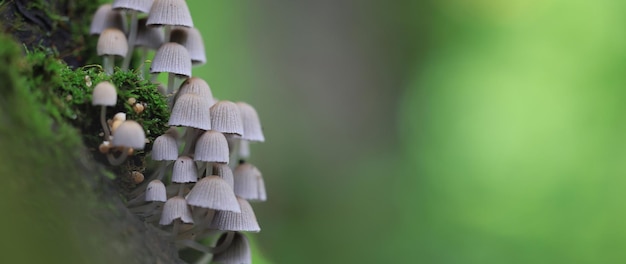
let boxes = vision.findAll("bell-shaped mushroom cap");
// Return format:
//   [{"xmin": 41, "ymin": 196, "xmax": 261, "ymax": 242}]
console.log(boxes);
[
  {"xmin": 159, "ymin": 196, "xmax": 194, "ymax": 225},
  {"xmin": 210, "ymin": 101, "xmax": 243, "ymax": 136},
  {"xmin": 147, "ymin": 0, "xmax": 194, "ymax": 28},
  {"xmin": 175, "ymin": 77, "xmax": 213, "ymax": 106},
  {"xmin": 92, "ymin": 81, "xmax": 117, "ymax": 106},
  {"xmin": 135, "ymin": 18, "xmax": 164, "ymax": 50},
  {"xmin": 97, "ymin": 28, "xmax": 128, "ymax": 57},
  {"xmin": 168, "ymin": 93, "xmax": 211, "ymax": 130},
  {"xmin": 212, "ymin": 232, "xmax": 251, "ymax": 264},
  {"xmin": 185, "ymin": 176, "xmax": 240, "ymax": 212},
  {"xmin": 236, "ymin": 102, "xmax": 265, "ymax": 142},
  {"xmin": 233, "ymin": 163, "xmax": 266, "ymax": 202},
  {"xmin": 171, "ymin": 27, "xmax": 206, "ymax": 66},
  {"xmin": 171, "ymin": 156, "xmax": 198, "ymax": 183},
  {"xmin": 209, "ymin": 198, "xmax": 260, "ymax": 232},
  {"xmin": 151, "ymin": 134, "xmax": 178, "ymax": 161},
  {"xmin": 150, "ymin": 42, "xmax": 191, "ymax": 77},
  {"xmin": 194, "ymin": 130, "xmax": 229, "ymax": 163},
  {"xmin": 112, "ymin": 0, "xmax": 154, "ymax": 13},
  {"xmin": 213, "ymin": 163, "xmax": 234, "ymax": 189},
  {"xmin": 111, "ymin": 120, "xmax": 146, "ymax": 150},
  {"xmin": 90, "ymin": 4, "xmax": 126, "ymax": 35},
  {"xmin": 145, "ymin": 180, "xmax": 167, "ymax": 202}
]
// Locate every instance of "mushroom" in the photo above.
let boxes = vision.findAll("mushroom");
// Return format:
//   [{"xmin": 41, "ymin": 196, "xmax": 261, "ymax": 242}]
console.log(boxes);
[
  {"xmin": 210, "ymin": 101, "xmax": 244, "ymax": 136},
  {"xmin": 97, "ymin": 28, "xmax": 128, "ymax": 75},
  {"xmin": 174, "ymin": 77, "xmax": 214, "ymax": 107},
  {"xmin": 171, "ymin": 27, "xmax": 206, "ymax": 66},
  {"xmin": 211, "ymin": 232, "xmax": 251, "ymax": 263},
  {"xmin": 108, "ymin": 120, "xmax": 146, "ymax": 165},
  {"xmin": 112, "ymin": 0, "xmax": 155, "ymax": 70},
  {"xmin": 150, "ymin": 42, "xmax": 191, "ymax": 95},
  {"xmin": 134, "ymin": 17, "xmax": 164, "ymax": 78},
  {"xmin": 194, "ymin": 130, "xmax": 230, "ymax": 179},
  {"xmin": 90, "ymin": 4, "xmax": 126, "ymax": 35},
  {"xmin": 92, "ymin": 81, "xmax": 117, "ymax": 141},
  {"xmin": 146, "ymin": 0, "xmax": 193, "ymax": 41},
  {"xmin": 233, "ymin": 162, "xmax": 266, "ymax": 202},
  {"xmin": 185, "ymin": 176, "xmax": 240, "ymax": 213},
  {"xmin": 209, "ymin": 197, "xmax": 260, "ymax": 232}
]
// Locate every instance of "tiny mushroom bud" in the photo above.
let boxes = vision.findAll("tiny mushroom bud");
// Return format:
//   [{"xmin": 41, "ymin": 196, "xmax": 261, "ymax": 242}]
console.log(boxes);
[{"xmin": 130, "ymin": 171, "xmax": 144, "ymax": 184}]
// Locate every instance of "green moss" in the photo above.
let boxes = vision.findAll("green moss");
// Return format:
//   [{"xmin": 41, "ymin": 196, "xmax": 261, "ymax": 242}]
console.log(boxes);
[
  {"xmin": 20, "ymin": 47, "xmax": 170, "ymax": 180},
  {"xmin": 0, "ymin": 30, "xmax": 125, "ymax": 264}
]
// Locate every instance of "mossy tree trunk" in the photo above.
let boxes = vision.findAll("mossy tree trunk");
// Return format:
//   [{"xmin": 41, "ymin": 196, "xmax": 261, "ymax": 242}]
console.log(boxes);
[{"xmin": 0, "ymin": 1, "xmax": 184, "ymax": 263}]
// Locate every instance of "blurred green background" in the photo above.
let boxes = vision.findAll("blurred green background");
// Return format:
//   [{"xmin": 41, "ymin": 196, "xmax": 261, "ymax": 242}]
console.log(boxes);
[
  {"xmin": 4, "ymin": 0, "xmax": 626, "ymax": 263},
  {"xmin": 188, "ymin": 0, "xmax": 626, "ymax": 263}
]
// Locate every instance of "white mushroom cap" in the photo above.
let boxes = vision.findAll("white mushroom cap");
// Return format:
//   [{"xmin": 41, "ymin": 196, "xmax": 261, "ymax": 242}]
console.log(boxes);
[
  {"xmin": 236, "ymin": 102, "xmax": 265, "ymax": 142},
  {"xmin": 112, "ymin": 0, "xmax": 154, "ymax": 13},
  {"xmin": 145, "ymin": 180, "xmax": 167, "ymax": 202},
  {"xmin": 213, "ymin": 163, "xmax": 234, "ymax": 189},
  {"xmin": 90, "ymin": 4, "xmax": 127, "ymax": 35},
  {"xmin": 172, "ymin": 27, "xmax": 206, "ymax": 66},
  {"xmin": 97, "ymin": 28, "xmax": 129, "ymax": 57},
  {"xmin": 185, "ymin": 176, "xmax": 240, "ymax": 212},
  {"xmin": 210, "ymin": 101, "xmax": 243, "ymax": 136},
  {"xmin": 233, "ymin": 163, "xmax": 266, "ymax": 202},
  {"xmin": 168, "ymin": 93, "xmax": 211, "ymax": 130},
  {"xmin": 111, "ymin": 120, "xmax": 146, "ymax": 150},
  {"xmin": 212, "ymin": 232, "xmax": 252, "ymax": 264},
  {"xmin": 175, "ymin": 77, "xmax": 213, "ymax": 106},
  {"xmin": 147, "ymin": 0, "xmax": 194, "ymax": 28},
  {"xmin": 171, "ymin": 156, "xmax": 198, "ymax": 183},
  {"xmin": 150, "ymin": 42, "xmax": 191, "ymax": 77},
  {"xmin": 194, "ymin": 130, "xmax": 229, "ymax": 163},
  {"xmin": 135, "ymin": 18, "xmax": 164, "ymax": 50},
  {"xmin": 151, "ymin": 134, "xmax": 178, "ymax": 161},
  {"xmin": 209, "ymin": 198, "xmax": 260, "ymax": 232},
  {"xmin": 92, "ymin": 81, "xmax": 117, "ymax": 106},
  {"xmin": 160, "ymin": 197, "xmax": 194, "ymax": 225}
]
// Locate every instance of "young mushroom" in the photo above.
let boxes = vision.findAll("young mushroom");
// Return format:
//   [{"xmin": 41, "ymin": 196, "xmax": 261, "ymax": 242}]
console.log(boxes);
[
  {"xmin": 108, "ymin": 120, "xmax": 146, "ymax": 165},
  {"xmin": 97, "ymin": 28, "xmax": 128, "ymax": 75},
  {"xmin": 92, "ymin": 81, "xmax": 117, "ymax": 141}
]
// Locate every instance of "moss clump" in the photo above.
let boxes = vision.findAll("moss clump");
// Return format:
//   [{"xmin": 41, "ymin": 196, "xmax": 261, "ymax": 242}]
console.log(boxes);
[{"xmin": 20, "ymin": 48, "xmax": 170, "ymax": 184}]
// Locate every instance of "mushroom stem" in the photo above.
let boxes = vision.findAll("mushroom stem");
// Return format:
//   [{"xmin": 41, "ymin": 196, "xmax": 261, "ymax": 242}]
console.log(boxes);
[
  {"xmin": 176, "ymin": 232, "xmax": 235, "ymax": 254},
  {"xmin": 167, "ymin": 72, "xmax": 176, "ymax": 95},
  {"xmin": 171, "ymin": 219, "xmax": 182, "ymax": 241},
  {"xmin": 177, "ymin": 183, "xmax": 186, "ymax": 196},
  {"xmin": 164, "ymin": 25, "xmax": 172, "ymax": 42},
  {"xmin": 181, "ymin": 128, "xmax": 200, "ymax": 156},
  {"xmin": 122, "ymin": 11, "xmax": 138, "ymax": 70},
  {"xmin": 100, "ymin": 105, "xmax": 111, "ymax": 141},
  {"xmin": 179, "ymin": 209, "xmax": 215, "ymax": 238},
  {"xmin": 138, "ymin": 47, "xmax": 148, "ymax": 79},
  {"xmin": 126, "ymin": 192, "xmax": 147, "ymax": 206},
  {"xmin": 103, "ymin": 55, "xmax": 114, "ymax": 75},
  {"xmin": 107, "ymin": 149, "xmax": 130, "ymax": 166},
  {"xmin": 129, "ymin": 202, "xmax": 159, "ymax": 214}
]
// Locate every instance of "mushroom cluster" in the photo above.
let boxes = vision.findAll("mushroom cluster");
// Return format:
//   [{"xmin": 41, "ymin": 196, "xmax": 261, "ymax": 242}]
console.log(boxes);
[{"xmin": 90, "ymin": 1, "xmax": 268, "ymax": 263}]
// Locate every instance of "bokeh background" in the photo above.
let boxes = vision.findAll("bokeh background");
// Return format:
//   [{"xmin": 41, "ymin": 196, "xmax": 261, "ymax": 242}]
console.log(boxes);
[{"xmin": 186, "ymin": 0, "xmax": 626, "ymax": 263}]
